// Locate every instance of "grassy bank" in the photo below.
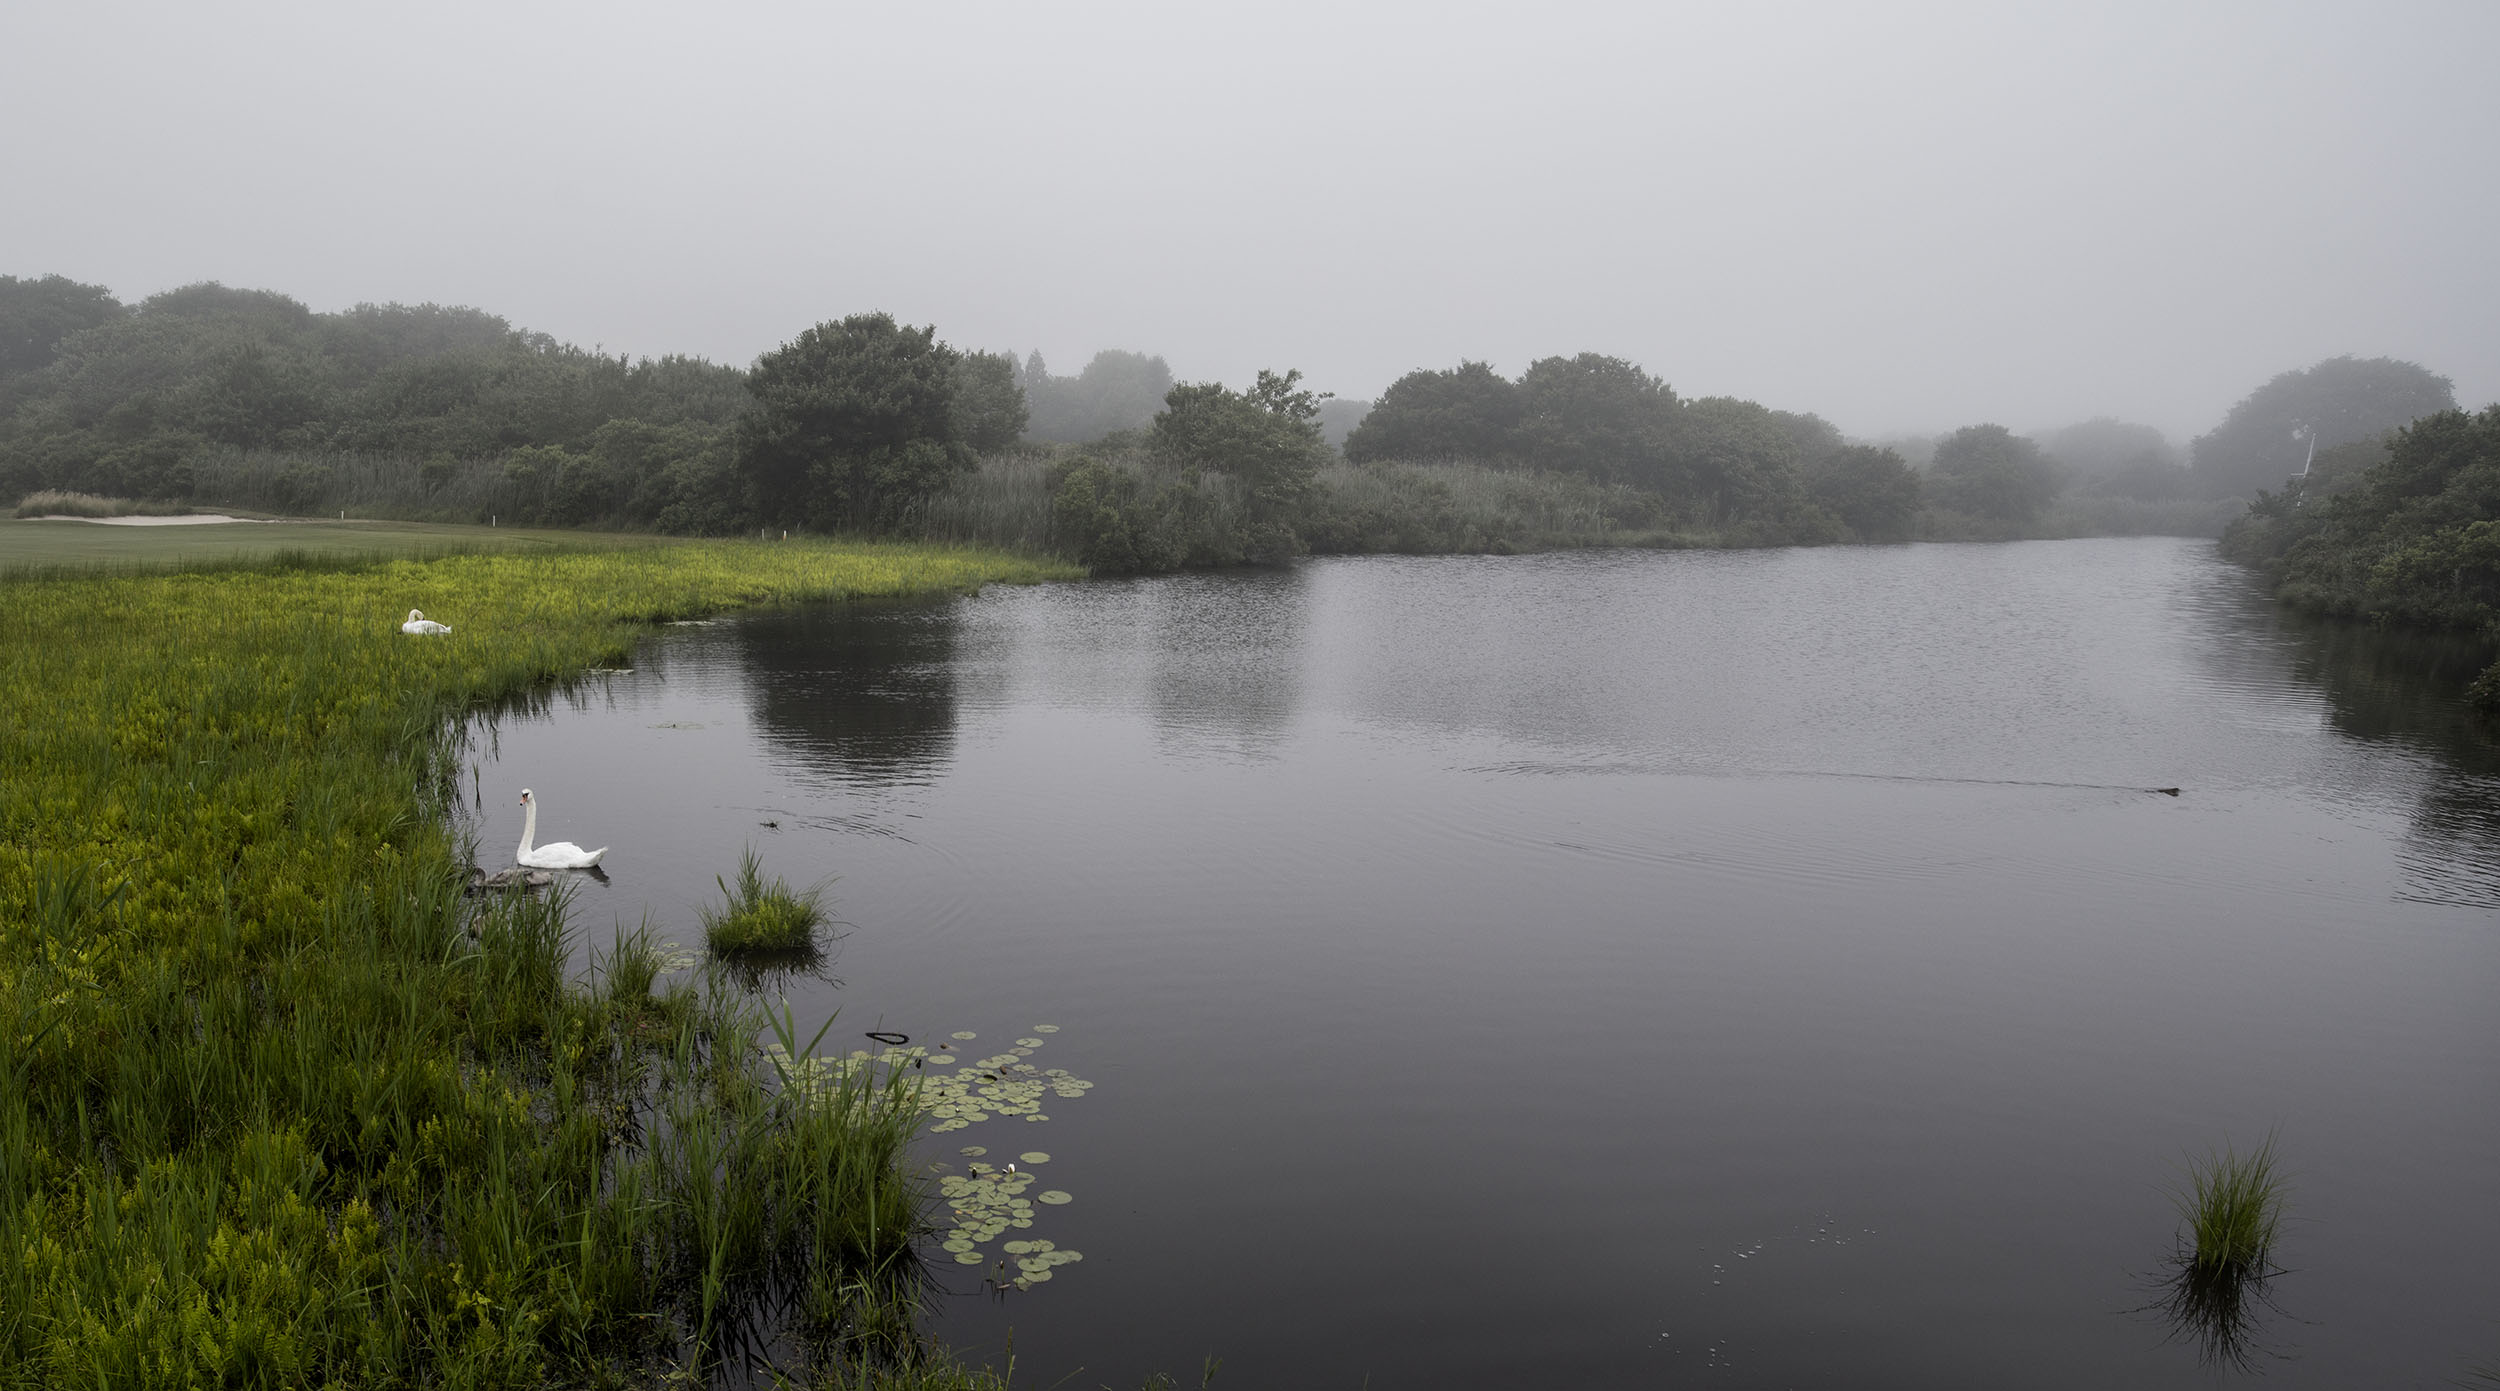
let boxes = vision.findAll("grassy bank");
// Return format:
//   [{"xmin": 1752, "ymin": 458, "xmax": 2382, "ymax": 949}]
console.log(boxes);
[{"xmin": 0, "ymin": 538, "xmax": 1074, "ymax": 1386}]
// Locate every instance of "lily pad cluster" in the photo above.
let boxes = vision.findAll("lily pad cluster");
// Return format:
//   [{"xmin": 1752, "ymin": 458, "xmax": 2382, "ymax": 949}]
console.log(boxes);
[
  {"xmin": 919, "ymin": 1025, "xmax": 1091, "ymax": 1132},
  {"xmin": 767, "ymin": 1026, "xmax": 1094, "ymax": 1290},
  {"xmin": 935, "ymin": 1156, "xmax": 1082, "ymax": 1288},
  {"xmin": 918, "ymin": 1027, "xmax": 1091, "ymax": 1291}
]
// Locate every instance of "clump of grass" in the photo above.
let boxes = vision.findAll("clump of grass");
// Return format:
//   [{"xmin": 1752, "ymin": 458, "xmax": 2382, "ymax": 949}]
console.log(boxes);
[
  {"xmin": 704, "ymin": 847, "xmax": 829, "ymax": 954},
  {"xmin": 2146, "ymin": 1133, "xmax": 2293, "ymax": 1371},
  {"xmin": 2176, "ymin": 1133, "xmax": 2288, "ymax": 1276},
  {"xmin": 14, "ymin": 489, "xmax": 189, "ymax": 519}
]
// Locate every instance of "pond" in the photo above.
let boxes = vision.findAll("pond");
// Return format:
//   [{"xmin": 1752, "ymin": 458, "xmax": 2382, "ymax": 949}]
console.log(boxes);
[{"xmin": 465, "ymin": 536, "xmax": 2500, "ymax": 1388}]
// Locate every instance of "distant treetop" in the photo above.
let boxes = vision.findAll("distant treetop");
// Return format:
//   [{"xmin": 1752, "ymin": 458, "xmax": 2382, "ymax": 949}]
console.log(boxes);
[{"xmin": 2191, "ymin": 356, "xmax": 2455, "ymax": 497}]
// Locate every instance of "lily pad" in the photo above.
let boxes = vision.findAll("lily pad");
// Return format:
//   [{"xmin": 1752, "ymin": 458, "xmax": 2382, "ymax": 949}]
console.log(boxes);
[
  {"xmin": 951, "ymin": 1031, "xmax": 979, "ymax": 1040},
  {"xmin": 953, "ymin": 1251, "xmax": 984, "ymax": 1265},
  {"xmin": 1032, "ymin": 1024, "xmax": 1059, "ymax": 1033},
  {"xmin": 959, "ymin": 1146, "xmax": 987, "ymax": 1157},
  {"xmin": 1037, "ymin": 1190, "xmax": 1072, "ymax": 1205},
  {"xmin": 1019, "ymin": 1151, "xmax": 1050, "ymax": 1164}
]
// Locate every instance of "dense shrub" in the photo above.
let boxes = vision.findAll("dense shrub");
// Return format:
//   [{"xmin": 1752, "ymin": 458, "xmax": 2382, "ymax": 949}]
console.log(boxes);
[{"xmin": 2220, "ymin": 406, "xmax": 2500, "ymax": 704}]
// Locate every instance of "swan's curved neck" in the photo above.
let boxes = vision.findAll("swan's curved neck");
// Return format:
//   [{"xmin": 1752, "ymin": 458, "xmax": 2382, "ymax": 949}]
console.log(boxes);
[{"xmin": 518, "ymin": 799, "xmax": 537, "ymax": 856}]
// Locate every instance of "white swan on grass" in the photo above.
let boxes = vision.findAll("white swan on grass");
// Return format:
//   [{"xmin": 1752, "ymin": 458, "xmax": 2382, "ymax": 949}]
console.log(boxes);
[
  {"xmin": 517, "ymin": 788, "xmax": 607, "ymax": 869},
  {"xmin": 401, "ymin": 609, "xmax": 452, "ymax": 635}
]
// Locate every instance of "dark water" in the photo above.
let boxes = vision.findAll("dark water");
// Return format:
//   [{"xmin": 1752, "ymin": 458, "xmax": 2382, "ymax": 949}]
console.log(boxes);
[{"xmin": 469, "ymin": 538, "xmax": 2500, "ymax": 1389}]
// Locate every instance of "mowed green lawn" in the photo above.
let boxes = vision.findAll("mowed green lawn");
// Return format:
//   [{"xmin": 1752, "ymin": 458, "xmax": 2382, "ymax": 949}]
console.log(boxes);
[{"xmin": 0, "ymin": 516, "xmax": 662, "ymax": 572}]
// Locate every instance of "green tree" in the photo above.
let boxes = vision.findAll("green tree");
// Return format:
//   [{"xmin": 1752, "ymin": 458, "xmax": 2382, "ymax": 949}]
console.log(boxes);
[
  {"xmin": 1515, "ymin": 353, "xmax": 1679, "ymax": 487},
  {"xmin": 1803, "ymin": 444, "xmax": 1923, "ymax": 538},
  {"xmin": 138, "ymin": 282, "xmax": 319, "ymax": 338},
  {"xmin": 949, "ymin": 349, "xmax": 1029, "ymax": 452},
  {"xmin": 1153, "ymin": 373, "xmax": 1324, "ymax": 502},
  {"xmin": 2191, "ymin": 356, "xmax": 2455, "ymax": 497},
  {"xmin": 0, "ymin": 274, "xmax": 125, "ymax": 382},
  {"xmin": 617, "ymin": 353, "xmax": 750, "ymax": 428},
  {"xmin": 1246, "ymin": 365, "xmax": 1330, "ymax": 425},
  {"xmin": 1676, "ymin": 396, "xmax": 1807, "ymax": 522},
  {"xmin": 1024, "ymin": 349, "xmax": 1175, "ymax": 443},
  {"xmin": 314, "ymin": 301, "xmax": 512, "ymax": 379},
  {"xmin": 2035, "ymin": 416, "xmax": 2179, "ymax": 479},
  {"xmin": 1151, "ymin": 369, "xmax": 1330, "ymax": 554},
  {"xmin": 0, "ymin": 274, "xmax": 753, "ymax": 515},
  {"xmin": 1774, "ymin": 410, "xmax": 1846, "ymax": 468},
  {"xmin": 1929, "ymin": 424, "xmax": 2062, "ymax": 523},
  {"xmin": 737, "ymin": 312, "xmax": 972, "ymax": 529},
  {"xmin": 1342, "ymin": 360, "xmax": 1522, "ymax": 463},
  {"xmin": 2221, "ymin": 408, "xmax": 2500, "ymax": 668},
  {"xmin": 1313, "ymin": 396, "xmax": 1371, "ymax": 451},
  {"xmin": 1051, "ymin": 456, "xmax": 1184, "ymax": 573}
]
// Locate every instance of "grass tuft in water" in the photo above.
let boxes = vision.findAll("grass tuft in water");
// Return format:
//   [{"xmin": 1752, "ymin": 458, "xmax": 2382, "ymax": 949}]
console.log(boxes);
[
  {"xmin": 2138, "ymin": 1133, "xmax": 2294, "ymax": 1371},
  {"xmin": 2176, "ymin": 1133, "xmax": 2287, "ymax": 1277},
  {"xmin": 704, "ymin": 846, "xmax": 829, "ymax": 954}
]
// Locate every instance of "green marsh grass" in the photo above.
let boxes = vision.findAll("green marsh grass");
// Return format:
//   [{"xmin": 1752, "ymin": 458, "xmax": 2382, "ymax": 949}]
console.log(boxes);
[
  {"xmin": 2143, "ymin": 1134, "xmax": 2292, "ymax": 1370},
  {"xmin": 921, "ymin": 449, "xmax": 1066, "ymax": 555},
  {"xmin": 704, "ymin": 846, "xmax": 831, "ymax": 954},
  {"xmin": 0, "ymin": 537, "xmax": 1073, "ymax": 1387},
  {"xmin": 2176, "ymin": 1133, "xmax": 2287, "ymax": 1277}
]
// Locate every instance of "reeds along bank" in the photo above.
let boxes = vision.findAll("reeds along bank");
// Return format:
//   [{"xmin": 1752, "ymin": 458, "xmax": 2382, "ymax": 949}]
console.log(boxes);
[{"xmin": 0, "ymin": 538, "xmax": 1069, "ymax": 1387}]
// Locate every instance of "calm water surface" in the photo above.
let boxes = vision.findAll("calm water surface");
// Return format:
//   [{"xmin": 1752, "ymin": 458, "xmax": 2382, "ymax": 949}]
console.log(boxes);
[{"xmin": 470, "ymin": 537, "xmax": 2500, "ymax": 1389}]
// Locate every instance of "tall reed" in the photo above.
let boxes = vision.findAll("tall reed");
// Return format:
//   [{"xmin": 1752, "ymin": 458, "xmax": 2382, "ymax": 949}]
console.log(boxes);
[
  {"xmin": 13, "ymin": 489, "xmax": 193, "ymax": 518},
  {"xmin": 190, "ymin": 446, "xmax": 555, "ymax": 524},
  {"xmin": 920, "ymin": 449, "xmax": 1065, "ymax": 555}
]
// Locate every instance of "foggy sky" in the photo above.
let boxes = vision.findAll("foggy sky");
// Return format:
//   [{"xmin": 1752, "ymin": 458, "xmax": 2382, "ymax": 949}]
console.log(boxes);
[{"xmin": 5, "ymin": 0, "xmax": 2495, "ymax": 442}]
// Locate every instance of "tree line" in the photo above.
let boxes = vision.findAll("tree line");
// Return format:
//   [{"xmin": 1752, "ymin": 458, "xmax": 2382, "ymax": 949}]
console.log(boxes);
[{"xmin": 0, "ymin": 271, "xmax": 2465, "ymax": 564}]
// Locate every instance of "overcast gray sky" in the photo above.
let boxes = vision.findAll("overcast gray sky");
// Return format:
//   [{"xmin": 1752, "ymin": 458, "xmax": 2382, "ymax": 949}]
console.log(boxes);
[{"xmin": 5, "ymin": 0, "xmax": 2494, "ymax": 441}]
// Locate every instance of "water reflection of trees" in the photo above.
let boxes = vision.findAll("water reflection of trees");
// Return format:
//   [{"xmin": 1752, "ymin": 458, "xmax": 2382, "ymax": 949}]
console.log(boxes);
[
  {"xmin": 2277, "ymin": 615, "xmax": 2500, "ymax": 907},
  {"xmin": 735, "ymin": 601, "xmax": 961, "ymax": 788},
  {"xmin": 1138, "ymin": 570, "xmax": 1309, "ymax": 754}
]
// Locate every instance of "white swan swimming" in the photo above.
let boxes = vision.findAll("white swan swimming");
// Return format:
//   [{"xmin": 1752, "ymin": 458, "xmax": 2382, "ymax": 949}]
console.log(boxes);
[
  {"xmin": 401, "ymin": 609, "xmax": 453, "ymax": 635},
  {"xmin": 516, "ymin": 788, "xmax": 607, "ymax": 868}
]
